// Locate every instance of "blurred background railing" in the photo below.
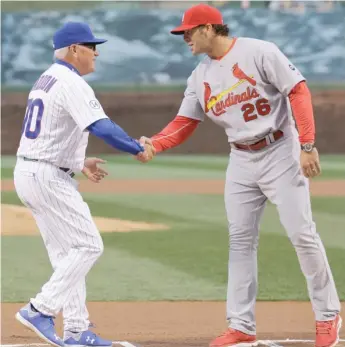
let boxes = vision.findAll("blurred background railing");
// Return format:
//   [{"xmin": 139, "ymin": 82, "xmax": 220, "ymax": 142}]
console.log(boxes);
[{"xmin": 2, "ymin": 1, "xmax": 344, "ymax": 90}]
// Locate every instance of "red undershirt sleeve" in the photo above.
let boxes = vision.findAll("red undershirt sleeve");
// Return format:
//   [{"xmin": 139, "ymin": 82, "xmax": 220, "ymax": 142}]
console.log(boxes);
[
  {"xmin": 288, "ymin": 81, "xmax": 315, "ymax": 144},
  {"xmin": 150, "ymin": 115, "xmax": 200, "ymax": 153},
  {"xmin": 150, "ymin": 82, "xmax": 314, "ymax": 151}
]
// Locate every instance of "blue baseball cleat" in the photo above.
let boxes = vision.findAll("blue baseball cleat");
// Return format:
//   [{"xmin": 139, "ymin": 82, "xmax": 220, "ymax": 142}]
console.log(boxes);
[
  {"xmin": 64, "ymin": 329, "xmax": 112, "ymax": 346},
  {"xmin": 15, "ymin": 303, "xmax": 63, "ymax": 347}
]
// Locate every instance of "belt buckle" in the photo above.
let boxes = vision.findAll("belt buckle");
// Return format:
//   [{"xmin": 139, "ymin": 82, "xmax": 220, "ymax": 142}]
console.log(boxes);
[{"xmin": 233, "ymin": 130, "xmax": 282, "ymax": 152}]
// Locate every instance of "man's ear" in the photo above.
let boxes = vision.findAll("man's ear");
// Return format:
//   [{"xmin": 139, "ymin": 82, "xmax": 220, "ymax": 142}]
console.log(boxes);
[
  {"xmin": 206, "ymin": 23, "xmax": 213, "ymax": 31},
  {"xmin": 69, "ymin": 45, "xmax": 77, "ymax": 54},
  {"xmin": 204, "ymin": 23, "xmax": 213, "ymax": 35}
]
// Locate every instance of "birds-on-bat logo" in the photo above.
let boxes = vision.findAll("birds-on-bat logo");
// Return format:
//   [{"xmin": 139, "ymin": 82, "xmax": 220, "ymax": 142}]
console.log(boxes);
[{"xmin": 232, "ymin": 63, "xmax": 256, "ymax": 86}]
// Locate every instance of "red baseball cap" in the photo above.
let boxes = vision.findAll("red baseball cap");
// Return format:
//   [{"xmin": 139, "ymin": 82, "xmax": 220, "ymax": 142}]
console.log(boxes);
[{"xmin": 171, "ymin": 4, "xmax": 224, "ymax": 35}]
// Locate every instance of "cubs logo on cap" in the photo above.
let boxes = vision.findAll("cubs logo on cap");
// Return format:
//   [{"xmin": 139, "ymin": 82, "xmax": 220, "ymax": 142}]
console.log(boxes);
[{"xmin": 171, "ymin": 4, "xmax": 223, "ymax": 35}]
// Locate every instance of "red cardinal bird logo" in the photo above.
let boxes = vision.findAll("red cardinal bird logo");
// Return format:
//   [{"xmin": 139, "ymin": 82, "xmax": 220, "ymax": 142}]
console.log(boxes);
[{"xmin": 232, "ymin": 63, "xmax": 256, "ymax": 86}]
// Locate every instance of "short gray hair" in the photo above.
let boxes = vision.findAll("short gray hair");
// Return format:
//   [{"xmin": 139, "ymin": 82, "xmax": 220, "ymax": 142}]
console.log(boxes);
[{"xmin": 54, "ymin": 47, "xmax": 69, "ymax": 59}]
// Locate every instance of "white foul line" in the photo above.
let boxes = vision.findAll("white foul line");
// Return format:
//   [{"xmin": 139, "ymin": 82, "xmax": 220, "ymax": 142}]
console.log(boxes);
[
  {"xmin": 260, "ymin": 341, "xmax": 283, "ymax": 347},
  {"xmin": 114, "ymin": 342, "xmax": 138, "ymax": 347}
]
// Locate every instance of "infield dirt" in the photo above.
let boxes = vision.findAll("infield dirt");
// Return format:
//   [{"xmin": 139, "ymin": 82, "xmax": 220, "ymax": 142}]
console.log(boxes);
[{"xmin": 2, "ymin": 302, "xmax": 345, "ymax": 347}]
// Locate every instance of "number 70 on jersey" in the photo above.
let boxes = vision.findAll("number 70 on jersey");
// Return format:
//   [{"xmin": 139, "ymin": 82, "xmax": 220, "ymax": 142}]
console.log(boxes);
[{"xmin": 21, "ymin": 98, "xmax": 44, "ymax": 139}]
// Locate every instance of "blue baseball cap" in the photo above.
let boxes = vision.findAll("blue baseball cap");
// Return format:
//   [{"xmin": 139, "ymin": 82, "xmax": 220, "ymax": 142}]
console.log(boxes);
[{"xmin": 53, "ymin": 22, "xmax": 107, "ymax": 49}]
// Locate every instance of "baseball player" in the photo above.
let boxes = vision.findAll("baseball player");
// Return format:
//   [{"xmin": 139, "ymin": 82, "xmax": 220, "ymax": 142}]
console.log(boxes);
[
  {"xmin": 14, "ymin": 22, "xmax": 153, "ymax": 347},
  {"xmin": 138, "ymin": 4, "xmax": 342, "ymax": 347}
]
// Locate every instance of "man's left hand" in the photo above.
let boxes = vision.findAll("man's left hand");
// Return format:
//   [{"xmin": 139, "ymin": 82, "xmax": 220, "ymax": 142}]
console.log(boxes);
[
  {"xmin": 82, "ymin": 157, "xmax": 108, "ymax": 183},
  {"xmin": 136, "ymin": 136, "xmax": 156, "ymax": 163},
  {"xmin": 300, "ymin": 148, "xmax": 321, "ymax": 178}
]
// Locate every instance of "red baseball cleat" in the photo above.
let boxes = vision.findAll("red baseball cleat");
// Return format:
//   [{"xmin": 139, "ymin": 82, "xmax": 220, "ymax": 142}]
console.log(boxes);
[
  {"xmin": 316, "ymin": 315, "xmax": 342, "ymax": 347},
  {"xmin": 210, "ymin": 327, "xmax": 257, "ymax": 347}
]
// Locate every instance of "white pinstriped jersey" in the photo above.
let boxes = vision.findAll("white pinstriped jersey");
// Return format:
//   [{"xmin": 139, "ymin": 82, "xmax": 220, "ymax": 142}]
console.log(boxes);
[
  {"xmin": 16, "ymin": 63, "xmax": 108, "ymax": 171},
  {"xmin": 178, "ymin": 37, "xmax": 305, "ymax": 144}
]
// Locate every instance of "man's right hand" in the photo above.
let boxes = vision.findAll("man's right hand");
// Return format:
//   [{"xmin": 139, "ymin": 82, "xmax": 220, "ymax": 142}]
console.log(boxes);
[{"xmin": 136, "ymin": 136, "xmax": 156, "ymax": 163}]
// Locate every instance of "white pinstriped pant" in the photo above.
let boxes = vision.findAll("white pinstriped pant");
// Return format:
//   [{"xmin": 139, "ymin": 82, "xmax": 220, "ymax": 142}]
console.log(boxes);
[{"xmin": 14, "ymin": 158, "xmax": 104, "ymax": 332}]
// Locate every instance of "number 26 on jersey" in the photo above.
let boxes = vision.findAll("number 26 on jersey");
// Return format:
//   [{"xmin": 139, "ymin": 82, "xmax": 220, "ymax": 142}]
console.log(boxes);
[{"xmin": 241, "ymin": 98, "xmax": 271, "ymax": 122}]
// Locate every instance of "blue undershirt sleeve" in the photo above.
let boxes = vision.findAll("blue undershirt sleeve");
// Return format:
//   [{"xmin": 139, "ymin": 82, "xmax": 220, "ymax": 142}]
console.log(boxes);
[{"xmin": 87, "ymin": 118, "xmax": 144, "ymax": 155}]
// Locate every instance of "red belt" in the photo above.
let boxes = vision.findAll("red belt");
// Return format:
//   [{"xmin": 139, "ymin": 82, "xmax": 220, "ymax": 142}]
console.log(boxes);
[{"xmin": 233, "ymin": 130, "xmax": 284, "ymax": 151}]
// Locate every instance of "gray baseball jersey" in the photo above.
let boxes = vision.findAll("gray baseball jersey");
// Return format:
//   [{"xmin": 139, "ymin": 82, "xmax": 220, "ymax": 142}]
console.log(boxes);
[{"xmin": 178, "ymin": 37, "xmax": 305, "ymax": 143}]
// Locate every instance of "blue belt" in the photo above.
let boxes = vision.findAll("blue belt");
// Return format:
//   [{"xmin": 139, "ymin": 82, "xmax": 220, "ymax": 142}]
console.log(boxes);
[{"xmin": 23, "ymin": 157, "xmax": 75, "ymax": 178}]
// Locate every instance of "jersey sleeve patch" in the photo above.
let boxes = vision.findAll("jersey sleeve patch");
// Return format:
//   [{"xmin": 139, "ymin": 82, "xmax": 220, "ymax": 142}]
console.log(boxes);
[{"xmin": 89, "ymin": 100, "xmax": 101, "ymax": 109}]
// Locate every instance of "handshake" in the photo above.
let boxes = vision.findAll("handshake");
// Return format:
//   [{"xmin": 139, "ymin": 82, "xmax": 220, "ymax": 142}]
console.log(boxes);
[
  {"xmin": 82, "ymin": 136, "xmax": 156, "ymax": 184},
  {"xmin": 135, "ymin": 136, "xmax": 156, "ymax": 163}
]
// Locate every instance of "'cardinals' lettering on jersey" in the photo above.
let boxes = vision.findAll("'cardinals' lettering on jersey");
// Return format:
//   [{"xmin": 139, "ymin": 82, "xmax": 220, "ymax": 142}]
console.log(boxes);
[
  {"xmin": 16, "ymin": 63, "xmax": 108, "ymax": 171},
  {"xmin": 177, "ymin": 37, "xmax": 305, "ymax": 143}
]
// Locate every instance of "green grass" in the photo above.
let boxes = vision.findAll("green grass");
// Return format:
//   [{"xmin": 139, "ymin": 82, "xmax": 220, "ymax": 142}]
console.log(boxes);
[
  {"xmin": 310, "ymin": 196, "xmax": 345, "ymax": 215},
  {"xmin": 2, "ymin": 154, "xmax": 344, "ymax": 302},
  {"xmin": 1, "ymin": 154, "xmax": 344, "ymax": 180},
  {"xmin": 5, "ymin": 231, "xmax": 344, "ymax": 302},
  {"xmin": 2, "ymin": 189, "xmax": 345, "ymax": 302},
  {"xmin": 1, "ymin": 167, "xmax": 14, "ymax": 179}
]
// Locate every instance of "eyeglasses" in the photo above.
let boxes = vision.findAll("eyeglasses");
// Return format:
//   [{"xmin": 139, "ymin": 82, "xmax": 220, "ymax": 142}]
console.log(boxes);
[{"xmin": 77, "ymin": 43, "xmax": 97, "ymax": 51}]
